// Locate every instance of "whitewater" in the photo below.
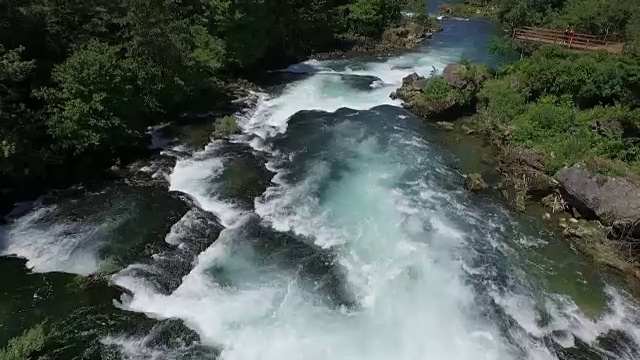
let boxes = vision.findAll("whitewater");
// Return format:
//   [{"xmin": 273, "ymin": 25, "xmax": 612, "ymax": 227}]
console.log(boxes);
[
  {"xmin": 108, "ymin": 20, "xmax": 640, "ymax": 360},
  {"xmin": 3, "ymin": 18, "xmax": 640, "ymax": 360}
]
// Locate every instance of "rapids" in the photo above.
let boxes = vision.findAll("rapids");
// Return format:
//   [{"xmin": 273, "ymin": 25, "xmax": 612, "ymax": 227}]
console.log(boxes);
[{"xmin": 2, "ymin": 15, "xmax": 640, "ymax": 360}]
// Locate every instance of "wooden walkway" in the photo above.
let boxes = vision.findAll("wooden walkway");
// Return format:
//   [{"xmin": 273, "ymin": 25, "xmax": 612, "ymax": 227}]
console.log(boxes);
[{"xmin": 513, "ymin": 27, "xmax": 625, "ymax": 55}]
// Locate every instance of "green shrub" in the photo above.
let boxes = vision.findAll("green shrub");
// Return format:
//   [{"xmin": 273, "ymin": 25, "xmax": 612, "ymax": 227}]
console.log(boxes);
[
  {"xmin": 421, "ymin": 76, "xmax": 472, "ymax": 104},
  {"xmin": 39, "ymin": 41, "xmax": 148, "ymax": 154},
  {"xmin": 506, "ymin": 48, "xmax": 640, "ymax": 108},
  {"xmin": 507, "ymin": 97, "xmax": 596, "ymax": 173},
  {"xmin": 478, "ymin": 78, "xmax": 528, "ymax": 124},
  {"xmin": 578, "ymin": 106, "xmax": 640, "ymax": 165},
  {"xmin": 212, "ymin": 115, "xmax": 239, "ymax": 139},
  {"xmin": 0, "ymin": 323, "xmax": 48, "ymax": 360}
]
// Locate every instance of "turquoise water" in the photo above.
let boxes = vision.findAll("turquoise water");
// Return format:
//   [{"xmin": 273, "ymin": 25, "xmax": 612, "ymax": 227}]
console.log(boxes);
[{"xmin": 2, "ymin": 16, "xmax": 640, "ymax": 360}]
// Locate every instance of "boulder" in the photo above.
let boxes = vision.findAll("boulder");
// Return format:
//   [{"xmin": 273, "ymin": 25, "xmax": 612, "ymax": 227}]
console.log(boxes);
[
  {"xmin": 464, "ymin": 173, "xmax": 488, "ymax": 192},
  {"xmin": 390, "ymin": 63, "xmax": 487, "ymax": 120},
  {"xmin": 443, "ymin": 63, "xmax": 488, "ymax": 91},
  {"xmin": 555, "ymin": 163, "xmax": 640, "ymax": 237},
  {"xmin": 442, "ymin": 63, "xmax": 468, "ymax": 88}
]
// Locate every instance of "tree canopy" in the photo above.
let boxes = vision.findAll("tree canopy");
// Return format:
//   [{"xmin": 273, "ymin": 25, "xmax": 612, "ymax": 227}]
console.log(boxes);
[{"xmin": 0, "ymin": 0, "xmax": 424, "ymax": 204}]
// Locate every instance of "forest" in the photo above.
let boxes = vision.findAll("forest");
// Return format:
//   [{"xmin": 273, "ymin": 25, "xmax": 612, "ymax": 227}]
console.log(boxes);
[{"xmin": 0, "ymin": 0, "xmax": 416, "ymax": 207}]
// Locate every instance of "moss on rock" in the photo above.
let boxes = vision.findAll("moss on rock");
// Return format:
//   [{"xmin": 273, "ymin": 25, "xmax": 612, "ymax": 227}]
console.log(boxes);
[{"xmin": 464, "ymin": 173, "xmax": 488, "ymax": 192}]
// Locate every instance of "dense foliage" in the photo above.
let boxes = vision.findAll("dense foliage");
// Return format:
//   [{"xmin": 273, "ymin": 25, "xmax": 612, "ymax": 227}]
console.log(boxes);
[
  {"xmin": 496, "ymin": 0, "xmax": 640, "ymax": 48},
  {"xmin": 0, "ymin": 0, "xmax": 423, "ymax": 206},
  {"xmin": 477, "ymin": 48, "xmax": 640, "ymax": 175},
  {"xmin": 455, "ymin": 0, "xmax": 640, "ymax": 55},
  {"xmin": 0, "ymin": 322, "xmax": 48, "ymax": 360},
  {"xmin": 447, "ymin": 0, "xmax": 640, "ymax": 176}
]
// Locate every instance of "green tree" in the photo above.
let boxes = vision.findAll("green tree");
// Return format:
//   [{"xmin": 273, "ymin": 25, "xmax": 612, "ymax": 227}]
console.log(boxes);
[
  {"xmin": 346, "ymin": 0, "xmax": 403, "ymax": 37},
  {"xmin": 40, "ymin": 41, "xmax": 147, "ymax": 154},
  {"xmin": 0, "ymin": 322, "xmax": 48, "ymax": 360}
]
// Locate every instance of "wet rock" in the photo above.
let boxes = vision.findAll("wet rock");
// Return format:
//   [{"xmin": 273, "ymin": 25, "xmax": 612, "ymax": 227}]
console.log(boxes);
[
  {"xmin": 555, "ymin": 163, "xmax": 640, "ymax": 238},
  {"xmin": 543, "ymin": 213, "xmax": 551, "ymax": 221},
  {"xmin": 461, "ymin": 125, "xmax": 475, "ymax": 135},
  {"xmin": 464, "ymin": 173, "xmax": 488, "ymax": 192},
  {"xmin": 390, "ymin": 73, "xmax": 429, "ymax": 101},
  {"xmin": 222, "ymin": 151, "xmax": 272, "ymax": 206},
  {"xmin": 559, "ymin": 219, "xmax": 640, "ymax": 279}
]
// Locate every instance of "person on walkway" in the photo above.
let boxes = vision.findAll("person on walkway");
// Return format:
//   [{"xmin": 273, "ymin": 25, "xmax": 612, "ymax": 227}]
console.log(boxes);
[
  {"xmin": 568, "ymin": 28, "xmax": 575, "ymax": 47},
  {"xmin": 563, "ymin": 27, "xmax": 570, "ymax": 43}
]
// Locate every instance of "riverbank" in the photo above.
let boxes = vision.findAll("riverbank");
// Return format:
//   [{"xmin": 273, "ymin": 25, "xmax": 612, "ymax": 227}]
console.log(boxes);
[
  {"xmin": 391, "ymin": 57, "xmax": 640, "ymax": 284},
  {"xmin": 437, "ymin": 1, "xmax": 498, "ymax": 20},
  {"xmin": 0, "ymin": 12, "xmax": 440, "ymax": 221},
  {"xmin": 311, "ymin": 21, "xmax": 442, "ymax": 60}
]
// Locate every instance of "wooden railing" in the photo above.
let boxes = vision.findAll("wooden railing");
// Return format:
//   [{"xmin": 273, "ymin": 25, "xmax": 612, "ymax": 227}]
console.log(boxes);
[{"xmin": 512, "ymin": 27, "xmax": 625, "ymax": 55}]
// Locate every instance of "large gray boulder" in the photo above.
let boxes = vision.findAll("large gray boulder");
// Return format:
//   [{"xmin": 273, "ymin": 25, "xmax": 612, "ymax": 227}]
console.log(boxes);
[{"xmin": 555, "ymin": 163, "xmax": 640, "ymax": 237}]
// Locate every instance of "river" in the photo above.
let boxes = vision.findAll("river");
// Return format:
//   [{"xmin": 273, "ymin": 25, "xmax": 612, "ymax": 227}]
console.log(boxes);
[{"xmin": 2, "ymin": 12, "xmax": 640, "ymax": 360}]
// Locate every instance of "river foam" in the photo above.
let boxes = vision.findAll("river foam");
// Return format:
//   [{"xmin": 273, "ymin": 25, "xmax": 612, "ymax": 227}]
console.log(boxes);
[
  {"xmin": 0, "ymin": 18, "xmax": 633, "ymax": 359},
  {"xmin": 108, "ymin": 30, "xmax": 640, "ymax": 359}
]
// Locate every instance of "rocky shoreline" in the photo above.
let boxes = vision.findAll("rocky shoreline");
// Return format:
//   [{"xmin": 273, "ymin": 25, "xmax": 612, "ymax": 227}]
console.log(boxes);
[
  {"xmin": 392, "ymin": 63, "xmax": 640, "ymax": 282},
  {"xmin": 310, "ymin": 22, "xmax": 442, "ymax": 60}
]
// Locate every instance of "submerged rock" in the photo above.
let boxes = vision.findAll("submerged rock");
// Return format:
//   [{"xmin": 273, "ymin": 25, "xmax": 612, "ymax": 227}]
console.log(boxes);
[
  {"xmin": 464, "ymin": 173, "xmax": 488, "ymax": 192},
  {"xmin": 555, "ymin": 163, "xmax": 640, "ymax": 238},
  {"xmin": 559, "ymin": 218, "xmax": 640, "ymax": 279},
  {"xmin": 435, "ymin": 121, "xmax": 455, "ymax": 131}
]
